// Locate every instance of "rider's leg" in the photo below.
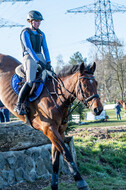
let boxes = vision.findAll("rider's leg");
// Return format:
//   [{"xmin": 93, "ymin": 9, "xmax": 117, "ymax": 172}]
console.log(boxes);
[
  {"xmin": 15, "ymin": 64, "xmax": 25, "ymax": 78},
  {"xmin": 14, "ymin": 55, "xmax": 38, "ymax": 115},
  {"xmin": 14, "ymin": 82, "xmax": 32, "ymax": 115},
  {"xmin": 37, "ymin": 53, "xmax": 47, "ymax": 82}
]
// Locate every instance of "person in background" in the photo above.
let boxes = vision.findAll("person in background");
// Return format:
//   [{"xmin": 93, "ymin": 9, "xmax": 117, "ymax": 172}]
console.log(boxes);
[
  {"xmin": 115, "ymin": 100, "xmax": 121, "ymax": 120},
  {"xmin": 14, "ymin": 10, "xmax": 52, "ymax": 115},
  {"xmin": 0, "ymin": 100, "xmax": 10, "ymax": 122}
]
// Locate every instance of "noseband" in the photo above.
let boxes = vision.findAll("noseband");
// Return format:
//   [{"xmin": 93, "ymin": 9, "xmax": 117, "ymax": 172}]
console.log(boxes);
[{"xmin": 78, "ymin": 74, "xmax": 99, "ymax": 108}]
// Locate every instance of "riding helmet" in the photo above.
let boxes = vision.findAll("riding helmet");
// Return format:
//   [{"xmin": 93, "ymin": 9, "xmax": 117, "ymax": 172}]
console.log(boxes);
[{"xmin": 27, "ymin": 10, "xmax": 44, "ymax": 22}]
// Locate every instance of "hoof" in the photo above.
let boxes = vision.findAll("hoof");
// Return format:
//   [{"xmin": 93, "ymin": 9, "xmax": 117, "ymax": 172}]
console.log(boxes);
[
  {"xmin": 77, "ymin": 179, "xmax": 89, "ymax": 190},
  {"xmin": 79, "ymin": 187, "xmax": 89, "ymax": 190},
  {"xmin": 51, "ymin": 184, "xmax": 58, "ymax": 190}
]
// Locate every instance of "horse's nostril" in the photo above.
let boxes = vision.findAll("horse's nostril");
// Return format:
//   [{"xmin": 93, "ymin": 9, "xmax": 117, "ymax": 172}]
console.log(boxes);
[
  {"xmin": 94, "ymin": 107, "xmax": 103, "ymax": 115},
  {"xmin": 94, "ymin": 108, "xmax": 98, "ymax": 113}
]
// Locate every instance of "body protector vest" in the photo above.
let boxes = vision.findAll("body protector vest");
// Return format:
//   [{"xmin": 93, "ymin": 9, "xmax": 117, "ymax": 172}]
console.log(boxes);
[{"xmin": 20, "ymin": 28, "xmax": 43, "ymax": 56}]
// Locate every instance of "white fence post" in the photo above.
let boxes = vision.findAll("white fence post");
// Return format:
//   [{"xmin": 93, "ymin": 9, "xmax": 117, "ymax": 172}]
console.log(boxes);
[{"xmin": 71, "ymin": 114, "xmax": 80, "ymax": 123}]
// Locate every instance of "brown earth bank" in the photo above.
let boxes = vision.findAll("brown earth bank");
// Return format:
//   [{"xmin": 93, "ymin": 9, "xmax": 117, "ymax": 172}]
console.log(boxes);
[
  {"xmin": 67, "ymin": 125, "xmax": 126, "ymax": 139},
  {"xmin": 3, "ymin": 125, "xmax": 126, "ymax": 190}
]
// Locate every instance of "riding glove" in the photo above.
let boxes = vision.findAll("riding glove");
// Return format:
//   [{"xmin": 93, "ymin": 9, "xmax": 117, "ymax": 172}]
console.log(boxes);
[
  {"xmin": 46, "ymin": 62, "xmax": 52, "ymax": 71},
  {"xmin": 38, "ymin": 60, "xmax": 46, "ymax": 70}
]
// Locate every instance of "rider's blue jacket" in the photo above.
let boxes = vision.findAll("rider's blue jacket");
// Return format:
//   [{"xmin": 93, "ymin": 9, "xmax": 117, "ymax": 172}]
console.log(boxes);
[{"xmin": 20, "ymin": 28, "xmax": 51, "ymax": 63}]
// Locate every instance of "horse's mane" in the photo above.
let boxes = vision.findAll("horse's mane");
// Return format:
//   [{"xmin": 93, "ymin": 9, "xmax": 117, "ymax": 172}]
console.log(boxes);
[
  {"xmin": 57, "ymin": 64, "xmax": 80, "ymax": 77},
  {"xmin": 56, "ymin": 63, "xmax": 94, "ymax": 77}
]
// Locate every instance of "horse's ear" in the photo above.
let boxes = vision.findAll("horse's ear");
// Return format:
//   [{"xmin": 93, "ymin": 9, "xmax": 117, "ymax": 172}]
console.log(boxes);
[
  {"xmin": 90, "ymin": 62, "xmax": 96, "ymax": 73},
  {"xmin": 80, "ymin": 62, "xmax": 85, "ymax": 74}
]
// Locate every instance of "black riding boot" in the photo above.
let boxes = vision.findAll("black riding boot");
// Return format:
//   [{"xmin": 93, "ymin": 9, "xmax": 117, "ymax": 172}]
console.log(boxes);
[{"xmin": 14, "ymin": 82, "xmax": 32, "ymax": 115}]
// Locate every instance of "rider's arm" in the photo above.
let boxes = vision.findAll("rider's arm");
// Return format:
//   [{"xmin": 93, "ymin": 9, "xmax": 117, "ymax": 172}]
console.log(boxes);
[
  {"xmin": 21, "ymin": 30, "xmax": 39, "ymax": 63},
  {"xmin": 41, "ymin": 32, "xmax": 51, "ymax": 63}
]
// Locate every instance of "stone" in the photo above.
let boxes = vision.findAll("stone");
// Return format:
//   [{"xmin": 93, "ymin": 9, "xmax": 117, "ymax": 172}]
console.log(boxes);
[
  {"xmin": 0, "ymin": 154, "xmax": 5, "ymax": 170},
  {"xmin": 35, "ymin": 157, "xmax": 46, "ymax": 176},
  {"xmin": 0, "ymin": 121, "xmax": 76, "ymax": 189},
  {"xmin": 7, "ymin": 155, "xmax": 17, "ymax": 169},
  {"xmin": 0, "ymin": 121, "xmax": 50, "ymax": 151},
  {"xmin": 0, "ymin": 176, "xmax": 5, "ymax": 189},
  {"xmin": 23, "ymin": 156, "xmax": 34, "ymax": 173},
  {"xmin": 2, "ymin": 170, "xmax": 9, "ymax": 181},
  {"xmin": 15, "ymin": 167, "xmax": 24, "ymax": 182},
  {"xmin": 31, "ymin": 148, "xmax": 40, "ymax": 161},
  {"xmin": 29, "ymin": 170, "xmax": 36, "ymax": 182},
  {"xmin": 7, "ymin": 170, "xmax": 15, "ymax": 185},
  {"xmin": 16, "ymin": 155, "xmax": 24, "ymax": 168}
]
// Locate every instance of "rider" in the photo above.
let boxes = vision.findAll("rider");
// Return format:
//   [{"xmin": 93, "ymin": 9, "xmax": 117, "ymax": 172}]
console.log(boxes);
[{"xmin": 14, "ymin": 10, "xmax": 52, "ymax": 115}]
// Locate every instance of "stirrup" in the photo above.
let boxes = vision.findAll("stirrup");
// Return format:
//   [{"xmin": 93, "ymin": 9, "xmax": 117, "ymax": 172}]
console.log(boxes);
[{"xmin": 14, "ymin": 104, "xmax": 26, "ymax": 115}]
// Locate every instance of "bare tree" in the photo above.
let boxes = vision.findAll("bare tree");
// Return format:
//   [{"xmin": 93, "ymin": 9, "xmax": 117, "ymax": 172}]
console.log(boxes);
[{"xmin": 95, "ymin": 47, "xmax": 126, "ymax": 102}]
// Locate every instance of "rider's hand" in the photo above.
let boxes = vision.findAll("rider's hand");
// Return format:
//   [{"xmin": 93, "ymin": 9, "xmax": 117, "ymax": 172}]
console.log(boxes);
[
  {"xmin": 37, "ymin": 64, "xmax": 42, "ymax": 72},
  {"xmin": 46, "ymin": 62, "xmax": 52, "ymax": 71},
  {"xmin": 37, "ymin": 60, "xmax": 46, "ymax": 70}
]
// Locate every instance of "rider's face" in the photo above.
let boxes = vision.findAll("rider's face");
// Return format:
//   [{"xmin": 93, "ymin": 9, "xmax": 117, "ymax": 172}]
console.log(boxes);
[{"xmin": 31, "ymin": 20, "xmax": 41, "ymax": 29}]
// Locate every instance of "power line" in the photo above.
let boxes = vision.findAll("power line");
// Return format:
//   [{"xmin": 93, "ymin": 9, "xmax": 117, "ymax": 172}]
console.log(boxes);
[
  {"xmin": 0, "ymin": 17, "xmax": 24, "ymax": 27},
  {"xmin": 0, "ymin": 0, "xmax": 33, "ymax": 28},
  {"xmin": 0, "ymin": 0, "xmax": 32, "ymax": 2}
]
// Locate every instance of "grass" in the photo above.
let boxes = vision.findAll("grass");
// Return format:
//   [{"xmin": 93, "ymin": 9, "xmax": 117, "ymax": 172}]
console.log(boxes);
[
  {"xmin": 74, "ymin": 132, "xmax": 126, "ymax": 190},
  {"xmin": 43, "ymin": 183, "xmax": 77, "ymax": 190},
  {"xmin": 70, "ymin": 108, "xmax": 126, "ymax": 129},
  {"xmin": 43, "ymin": 109, "xmax": 126, "ymax": 190}
]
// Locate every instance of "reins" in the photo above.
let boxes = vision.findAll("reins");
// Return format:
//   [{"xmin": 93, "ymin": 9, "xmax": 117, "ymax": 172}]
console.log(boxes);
[
  {"xmin": 46, "ymin": 70, "xmax": 99, "ymax": 123},
  {"xmin": 45, "ymin": 71, "xmax": 82, "ymax": 123}
]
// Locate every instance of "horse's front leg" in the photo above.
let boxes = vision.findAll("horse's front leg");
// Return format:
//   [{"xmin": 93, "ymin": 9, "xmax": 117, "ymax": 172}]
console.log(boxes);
[
  {"xmin": 59, "ymin": 139, "xmax": 89, "ymax": 190},
  {"xmin": 43, "ymin": 125, "xmax": 89, "ymax": 190},
  {"xmin": 51, "ymin": 144, "xmax": 60, "ymax": 190}
]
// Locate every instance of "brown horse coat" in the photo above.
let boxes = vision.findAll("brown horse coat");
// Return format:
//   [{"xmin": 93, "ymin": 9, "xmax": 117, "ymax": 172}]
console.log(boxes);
[{"xmin": 0, "ymin": 53, "xmax": 103, "ymax": 190}]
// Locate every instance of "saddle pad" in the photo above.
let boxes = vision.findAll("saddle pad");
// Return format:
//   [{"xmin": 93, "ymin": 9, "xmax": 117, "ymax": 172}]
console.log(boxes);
[{"xmin": 11, "ymin": 74, "xmax": 44, "ymax": 102}]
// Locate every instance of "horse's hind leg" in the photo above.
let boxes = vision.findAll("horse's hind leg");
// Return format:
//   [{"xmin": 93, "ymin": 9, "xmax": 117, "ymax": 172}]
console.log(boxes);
[
  {"xmin": 51, "ymin": 144, "xmax": 60, "ymax": 190},
  {"xmin": 43, "ymin": 126, "xmax": 89, "ymax": 190}
]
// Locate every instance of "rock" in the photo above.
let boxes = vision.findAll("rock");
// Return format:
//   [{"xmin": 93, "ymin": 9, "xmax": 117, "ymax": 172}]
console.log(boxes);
[{"xmin": 0, "ymin": 121, "xmax": 76, "ymax": 188}]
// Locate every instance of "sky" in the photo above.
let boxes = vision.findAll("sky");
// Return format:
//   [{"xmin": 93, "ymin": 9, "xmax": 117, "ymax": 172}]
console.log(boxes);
[{"xmin": 0, "ymin": 0, "xmax": 126, "ymax": 68}]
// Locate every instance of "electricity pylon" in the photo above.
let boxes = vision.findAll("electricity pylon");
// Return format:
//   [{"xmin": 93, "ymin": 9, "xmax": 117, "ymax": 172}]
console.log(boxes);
[
  {"xmin": 0, "ymin": 0, "xmax": 32, "ymax": 28},
  {"xmin": 67, "ymin": 0, "xmax": 126, "ymax": 58}
]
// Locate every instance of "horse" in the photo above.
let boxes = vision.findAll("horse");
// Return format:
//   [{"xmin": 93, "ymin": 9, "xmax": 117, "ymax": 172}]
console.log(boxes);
[
  {"xmin": 118, "ymin": 100, "xmax": 126, "ymax": 116},
  {"xmin": 0, "ymin": 54, "xmax": 103, "ymax": 190}
]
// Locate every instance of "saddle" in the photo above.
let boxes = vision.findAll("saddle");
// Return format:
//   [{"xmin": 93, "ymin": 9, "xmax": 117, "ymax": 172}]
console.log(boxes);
[{"xmin": 11, "ymin": 65, "xmax": 45, "ymax": 102}]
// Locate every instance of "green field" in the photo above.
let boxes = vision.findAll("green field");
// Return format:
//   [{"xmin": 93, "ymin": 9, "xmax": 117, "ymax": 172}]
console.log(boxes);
[
  {"xmin": 71, "ymin": 108, "xmax": 126, "ymax": 128},
  {"xmin": 43, "ymin": 109, "xmax": 126, "ymax": 190}
]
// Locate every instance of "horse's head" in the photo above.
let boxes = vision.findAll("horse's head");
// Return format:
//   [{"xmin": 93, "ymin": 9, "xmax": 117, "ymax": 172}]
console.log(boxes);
[{"xmin": 75, "ymin": 62, "xmax": 103, "ymax": 116}]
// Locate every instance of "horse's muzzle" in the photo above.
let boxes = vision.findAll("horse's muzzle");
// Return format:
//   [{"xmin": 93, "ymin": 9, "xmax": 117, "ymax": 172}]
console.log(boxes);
[{"xmin": 93, "ymin": 106, "xmax": 103, "ymax": 116}]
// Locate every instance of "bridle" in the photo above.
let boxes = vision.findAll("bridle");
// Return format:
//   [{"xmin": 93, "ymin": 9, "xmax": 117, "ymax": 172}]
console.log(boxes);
[
  {"xmin": 46, "ymin": 71, "xmax": 100, "ymax": 120},
  {"xmin": 78, "ymin": 74, "xmax": 99, "ymax": 108}
]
